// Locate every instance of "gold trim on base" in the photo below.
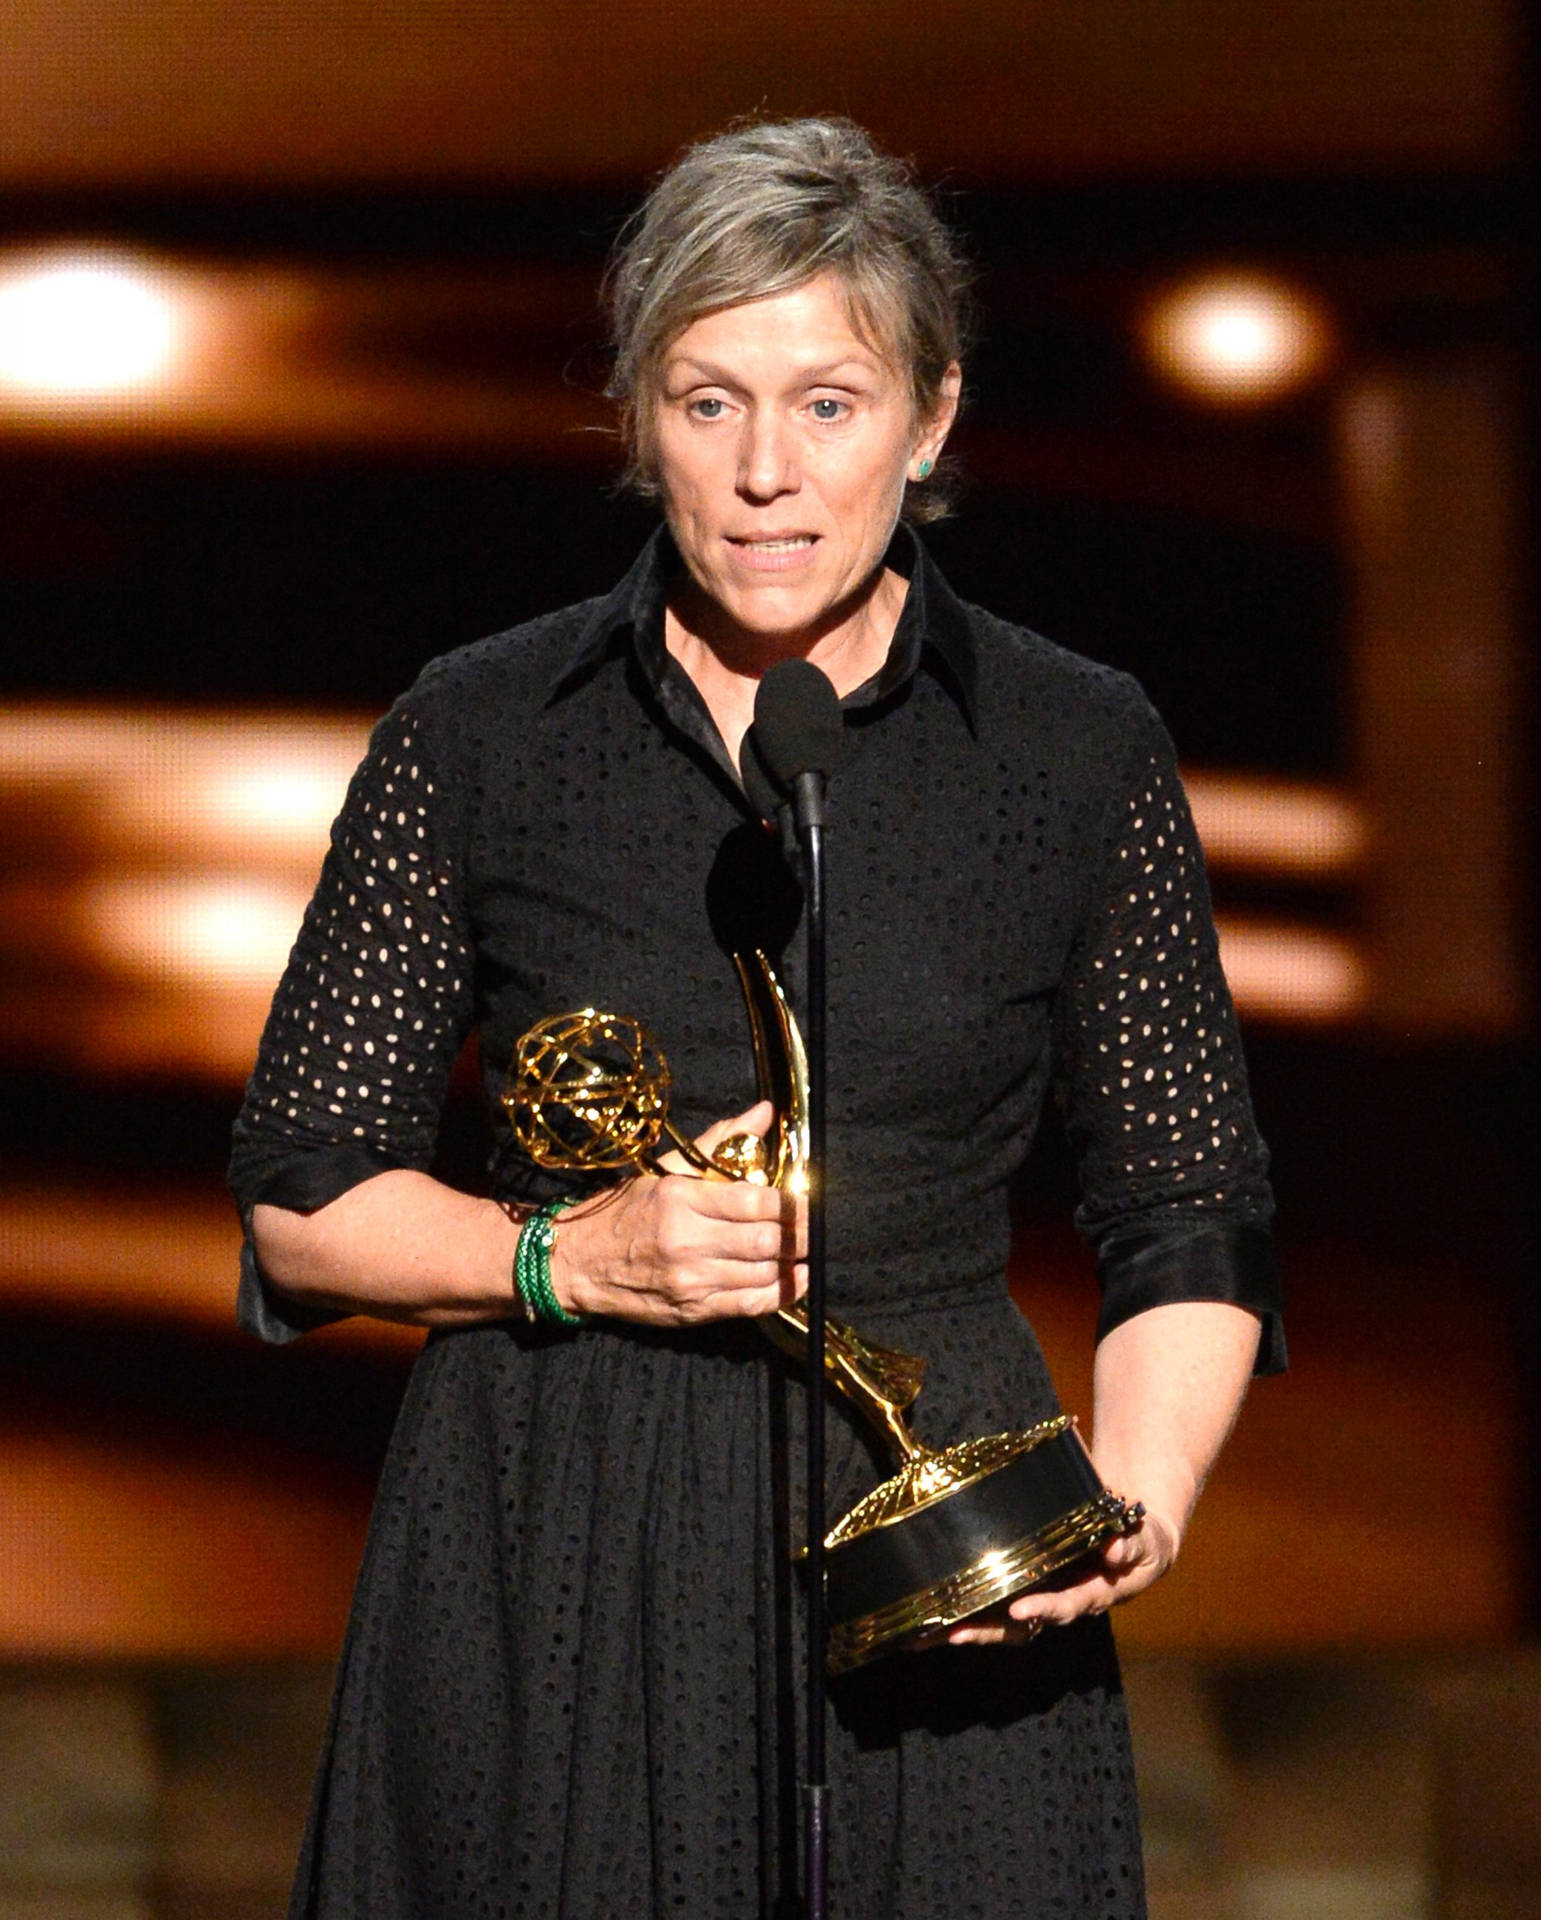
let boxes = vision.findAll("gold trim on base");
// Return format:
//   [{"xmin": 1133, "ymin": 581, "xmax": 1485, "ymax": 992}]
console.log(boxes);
[
  {"xmin": 822, "ymin": 1415, "xmax": 1076, "ymax": 1546},
  {"xmin": 825, "ymin": 1493, "xmax": 1139, "ymax": 1676}
]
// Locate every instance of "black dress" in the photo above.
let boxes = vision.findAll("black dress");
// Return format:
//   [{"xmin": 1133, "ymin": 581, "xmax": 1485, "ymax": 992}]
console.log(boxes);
[{"xmin": 230, "ymin": 529, "xmax": 1282, "ymax": 1920}]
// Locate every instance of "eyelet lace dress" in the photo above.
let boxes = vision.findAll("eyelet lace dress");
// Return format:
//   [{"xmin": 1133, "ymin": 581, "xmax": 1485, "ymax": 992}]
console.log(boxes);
[{"xmin": 229, "ymin": 530, "xmax": 1281, "ymax": 1920}]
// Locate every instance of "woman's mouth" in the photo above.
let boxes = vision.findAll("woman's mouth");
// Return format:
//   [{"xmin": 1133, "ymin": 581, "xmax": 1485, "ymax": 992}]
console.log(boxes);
[{"xmin": 727, "ymin": 534, "xmax": 819, "ymax": 572}]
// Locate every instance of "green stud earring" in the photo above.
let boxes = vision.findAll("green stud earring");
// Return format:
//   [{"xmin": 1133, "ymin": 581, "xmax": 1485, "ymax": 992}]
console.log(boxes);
[{"xmin": 916, "ymin": 458, "xmax": 934, "ymax": 481}]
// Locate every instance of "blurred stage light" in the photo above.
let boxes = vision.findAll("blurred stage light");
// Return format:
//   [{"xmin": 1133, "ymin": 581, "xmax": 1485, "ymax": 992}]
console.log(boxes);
[
  {"xmin": 198, "ymin": 740, "xmax": 365, "ymax": 854},
  {"xmin": 86, "ymin": 875, "xmax": 308, "ymax": 989},
  {"xmin": 0, "ymin": 705, "xmax": 367, "ymax": 862},
  {"xmin": 0, "ymin": 254, "xmax": 605, "ymax": 447},
  {"xmin": 1214, "ymin": 918, "xmax": 1366, "ymax": 1022},
  {"xmin": 1184, "ymin": 772, "xmax": 1366, "ymax": 877},
  {"xmin": 1142, "ymin": 272, "xmax": 1333, "ymax": 407},
  {"xmin": 0, "ymin": 249, "xmax": 183, "ymax": 399}
]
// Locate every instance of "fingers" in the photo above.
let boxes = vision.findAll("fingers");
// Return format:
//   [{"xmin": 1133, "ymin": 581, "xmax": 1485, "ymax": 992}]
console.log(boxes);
[
  {"xmin": 660, "ymin": 1167, "xmax": 808, "ymax": 1261},
  {"xmin": 551, "ymin": 1157, "xmax": 806, "ymax": 1327},
  {"xmin": 929, "ymin": 1615, "xmax": 1044, "ymax": 1650},
  {"xmin": 657, "ymin": 1101, "xmax": 776, "ymax": 1178},
  {"xmin": 642, "ymin": 1136, "xmax": 808, "ymax": 1321},
  {"xmin": 694, "ymin": 1100, "xmax": 775, "ymax": 1155},
  {"xmin": 1008, "ymin": 1572, "xmax": 1133, "ymax": 1633},
  {"xmin": 634, "ymin": 1258, "xmax": 808, "ymax": 1325},
  {"xmin": 688, "ymin": 1265, "xmax": 808, "ymax": 1319},
  {"xmin": 1097, "ymin": 1529, "xmax": 1150, "ymax": 1575},
  {"xmin": 650, "ymin": 1179, "xmax": 807, "ymax": 1319},
  {"xmin": 668, "ymin": 1173, "xmax": 800, "ymax": 1223},
  {"xmin": 998, "ymin": 1522, "xmax": 1174, "ymax": 1632},
  {"xmin": 943, "ymin": 1516, "xmax": 1179, "ymax": 1647},
  {"xmin": 947, "ymin": 1580, "xmax": 1119, "ymax": 1647}
]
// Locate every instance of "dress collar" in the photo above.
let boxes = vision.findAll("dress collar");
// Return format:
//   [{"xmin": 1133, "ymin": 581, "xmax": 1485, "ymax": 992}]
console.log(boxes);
[{"xmin": 547, "ymin": 522, "xmax": 978, "ymax": 733}]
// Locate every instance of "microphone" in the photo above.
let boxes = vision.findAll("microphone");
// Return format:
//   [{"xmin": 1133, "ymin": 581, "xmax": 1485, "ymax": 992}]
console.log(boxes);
[
  {"xmin": 739, "ymin": 722, "xmax": 786, "ymax": 831},
  {"xmin": 748, "ymin": 658, "xmax": 844, "ymax": 834},
  {"xmin": 748, "ymin": 665, "xmax": 839, "ymax": 1882}
]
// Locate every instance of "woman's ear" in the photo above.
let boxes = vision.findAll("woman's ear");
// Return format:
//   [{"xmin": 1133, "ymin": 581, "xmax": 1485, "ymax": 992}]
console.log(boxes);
[{"xmin": 913, "ymin": 362, "xmax": 962, "ymax": 474}]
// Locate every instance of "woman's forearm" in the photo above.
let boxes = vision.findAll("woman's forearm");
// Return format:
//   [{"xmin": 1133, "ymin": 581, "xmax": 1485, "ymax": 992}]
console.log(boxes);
[
  {"xmin": 250, "ymin": 1105, "xmax": 806, "ymax": 1332},
  {"xmin": 251, "ymin": 1169, "xmax": 522, "ymax": 1328},
  {"xmin": 1089, "ymin": 1298, "xmax": 1261, "ymax": 1544}
]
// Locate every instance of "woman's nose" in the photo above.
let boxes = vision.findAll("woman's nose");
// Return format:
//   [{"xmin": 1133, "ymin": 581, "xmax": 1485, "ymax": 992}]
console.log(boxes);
[{"xmin": 738, "ymin": 410, "xmax": 797, "ymax": 500}]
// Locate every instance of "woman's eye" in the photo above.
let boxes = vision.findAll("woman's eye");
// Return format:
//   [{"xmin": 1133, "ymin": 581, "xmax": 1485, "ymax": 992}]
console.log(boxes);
[
  {"xmin": 690, "ymin": 397, "xmax": 727, "ymax": 420},
  {"xmin": 809, "ymin": 397, "xmax": 848, "ymax": 422}
]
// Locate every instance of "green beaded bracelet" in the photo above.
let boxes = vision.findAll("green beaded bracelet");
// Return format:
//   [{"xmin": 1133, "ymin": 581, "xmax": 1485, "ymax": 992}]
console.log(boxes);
[{"xmin": 514, "ymin": 1199, "xmax": 585, "ymax": 1328}]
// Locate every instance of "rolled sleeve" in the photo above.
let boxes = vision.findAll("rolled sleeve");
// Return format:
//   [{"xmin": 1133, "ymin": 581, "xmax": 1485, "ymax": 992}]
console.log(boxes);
[
  {"xmin": 1052, "ymin": 696, "xmax": 1284, "ymax": 1376},
  {"xmin": 228, "ymin": 689, "xmax": 476, "ymax": 1342},
  {"xmin": 1095, "ymin": 1222, "xmax": 1285, "ymax": 1374}
]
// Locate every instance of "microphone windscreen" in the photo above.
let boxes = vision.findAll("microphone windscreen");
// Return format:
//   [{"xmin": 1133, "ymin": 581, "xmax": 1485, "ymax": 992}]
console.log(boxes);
[
  {"xmin": 752, "ymin": 659, "xmax": 844, "ymax": 787},
  {"xmin": 739, "ymin": 724, "xmax": 784, "ymax": 827}
]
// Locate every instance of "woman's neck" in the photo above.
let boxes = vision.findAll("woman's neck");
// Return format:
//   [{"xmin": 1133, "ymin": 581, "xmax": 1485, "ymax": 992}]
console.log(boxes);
[{"xmin": 664, "ymin": 565, "xmax": 908, "ymax": 775}]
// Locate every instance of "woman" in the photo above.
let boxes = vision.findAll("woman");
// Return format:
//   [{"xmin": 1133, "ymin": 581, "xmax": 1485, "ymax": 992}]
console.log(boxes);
[{"xmin": 231, "ymin": 117, "xmax": 1282, "ymax": 1919}]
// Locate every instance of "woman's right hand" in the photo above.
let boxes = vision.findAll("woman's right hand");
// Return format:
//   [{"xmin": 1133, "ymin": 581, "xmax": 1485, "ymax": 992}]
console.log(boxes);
[{"xmin": 547, "ymin": 1101, "xmax": 808, "ymax": 1326}]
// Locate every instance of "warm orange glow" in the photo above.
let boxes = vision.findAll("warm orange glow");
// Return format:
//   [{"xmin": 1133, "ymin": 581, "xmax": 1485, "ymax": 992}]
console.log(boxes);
[
  {"xmin": 0, "ymin": 0, "xmax": 1513, "ymax": 192},
  {"xmin": 0, "ymin": 255, "xmax": 605, "ymax": 451},
  {"xmin": 0, "ymin": 248, "xmax": 184, "ymax": 399},
  {"xmin": 0, "ymin": 1426, "xmax": 370, "ymax": 1657},
  {"xmin": 206, "ymin": 749, "xmax": 365, "ymax": 853},
  {"xmin": 1143, "ymin": 271, "xmax": 1334, "ymax": 407},
  {"xmin": 83, "ymin": 874, "xmax": 311, "ymax": 988},
  {"xmin": 1215, "ymin": 917, "xmax": 1367, "ymax": 1022},
  {"xmin": 0, "ymin": 704, "xmax": 371, "ymax": 1077},
  {"xmin": 0, "ymin": 1185, "xmax": 421, "ymax": 1351},
  {"xmin": 1185, "ymin": 772, "xmax": 1366, "ymax": 876},
  {"xmin": 0, "ymin": 704, "xmax": 370, "ymax": 865}
]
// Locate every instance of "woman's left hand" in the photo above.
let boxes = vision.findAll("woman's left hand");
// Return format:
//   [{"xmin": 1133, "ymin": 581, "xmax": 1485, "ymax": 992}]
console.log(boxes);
[
  {"xmin": 940, "ymin": 1508, "xmax": 1180, "ymax": 1647},
  {"xmin": 940, "ymin": 1300, "xmax": 1262, "ymax": 1648}
]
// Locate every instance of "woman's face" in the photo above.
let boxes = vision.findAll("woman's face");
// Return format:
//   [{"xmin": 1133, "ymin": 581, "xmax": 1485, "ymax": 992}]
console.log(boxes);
[{"xmin": 651, "ymin": 273, "xmax": 957, "ymax": 655}]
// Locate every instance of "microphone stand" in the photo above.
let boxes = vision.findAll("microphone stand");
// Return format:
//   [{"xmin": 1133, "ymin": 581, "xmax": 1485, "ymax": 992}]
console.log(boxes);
[{"xmin": 790, "ymin": 769, "xmax": 829, "ymax": 1920}]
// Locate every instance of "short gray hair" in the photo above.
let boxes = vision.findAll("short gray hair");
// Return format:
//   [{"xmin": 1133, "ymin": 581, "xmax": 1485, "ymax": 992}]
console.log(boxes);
[{"xmin": 604, "ymin": 117, "xmax": 971, "ymax": 522}]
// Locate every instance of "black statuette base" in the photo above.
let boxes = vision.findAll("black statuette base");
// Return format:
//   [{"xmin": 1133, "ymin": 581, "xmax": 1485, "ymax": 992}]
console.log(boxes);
[{"xmin": 823, "ymin": 1421, "xmax": 1140, "ymax": 1674}]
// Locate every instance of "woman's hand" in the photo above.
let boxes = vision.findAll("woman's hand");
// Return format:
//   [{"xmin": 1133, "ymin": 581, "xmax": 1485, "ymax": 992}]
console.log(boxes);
[
  {"xmin": 938, "ymin": 1299, "xmax": 1260, "ymax": 1649},
  {"xmin": 940, "ymin": 1508, "xmax": 1180, "ymax": 1647},
  {"xmin": 548, "ymin": 1100, "xmax": 808, "ymax": 1326}
]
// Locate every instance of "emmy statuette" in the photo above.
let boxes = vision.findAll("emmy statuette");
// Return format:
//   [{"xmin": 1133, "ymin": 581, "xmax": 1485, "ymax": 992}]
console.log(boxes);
[{"xmin": 503, "ymin": 953, "xmax": 1142, "ymax": 1673}]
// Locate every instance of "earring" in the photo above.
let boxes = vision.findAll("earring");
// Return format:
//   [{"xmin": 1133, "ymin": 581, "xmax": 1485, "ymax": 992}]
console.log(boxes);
[{"xmin": 916, "ymin": 458, "xmax": 934, "ymax": 481}]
